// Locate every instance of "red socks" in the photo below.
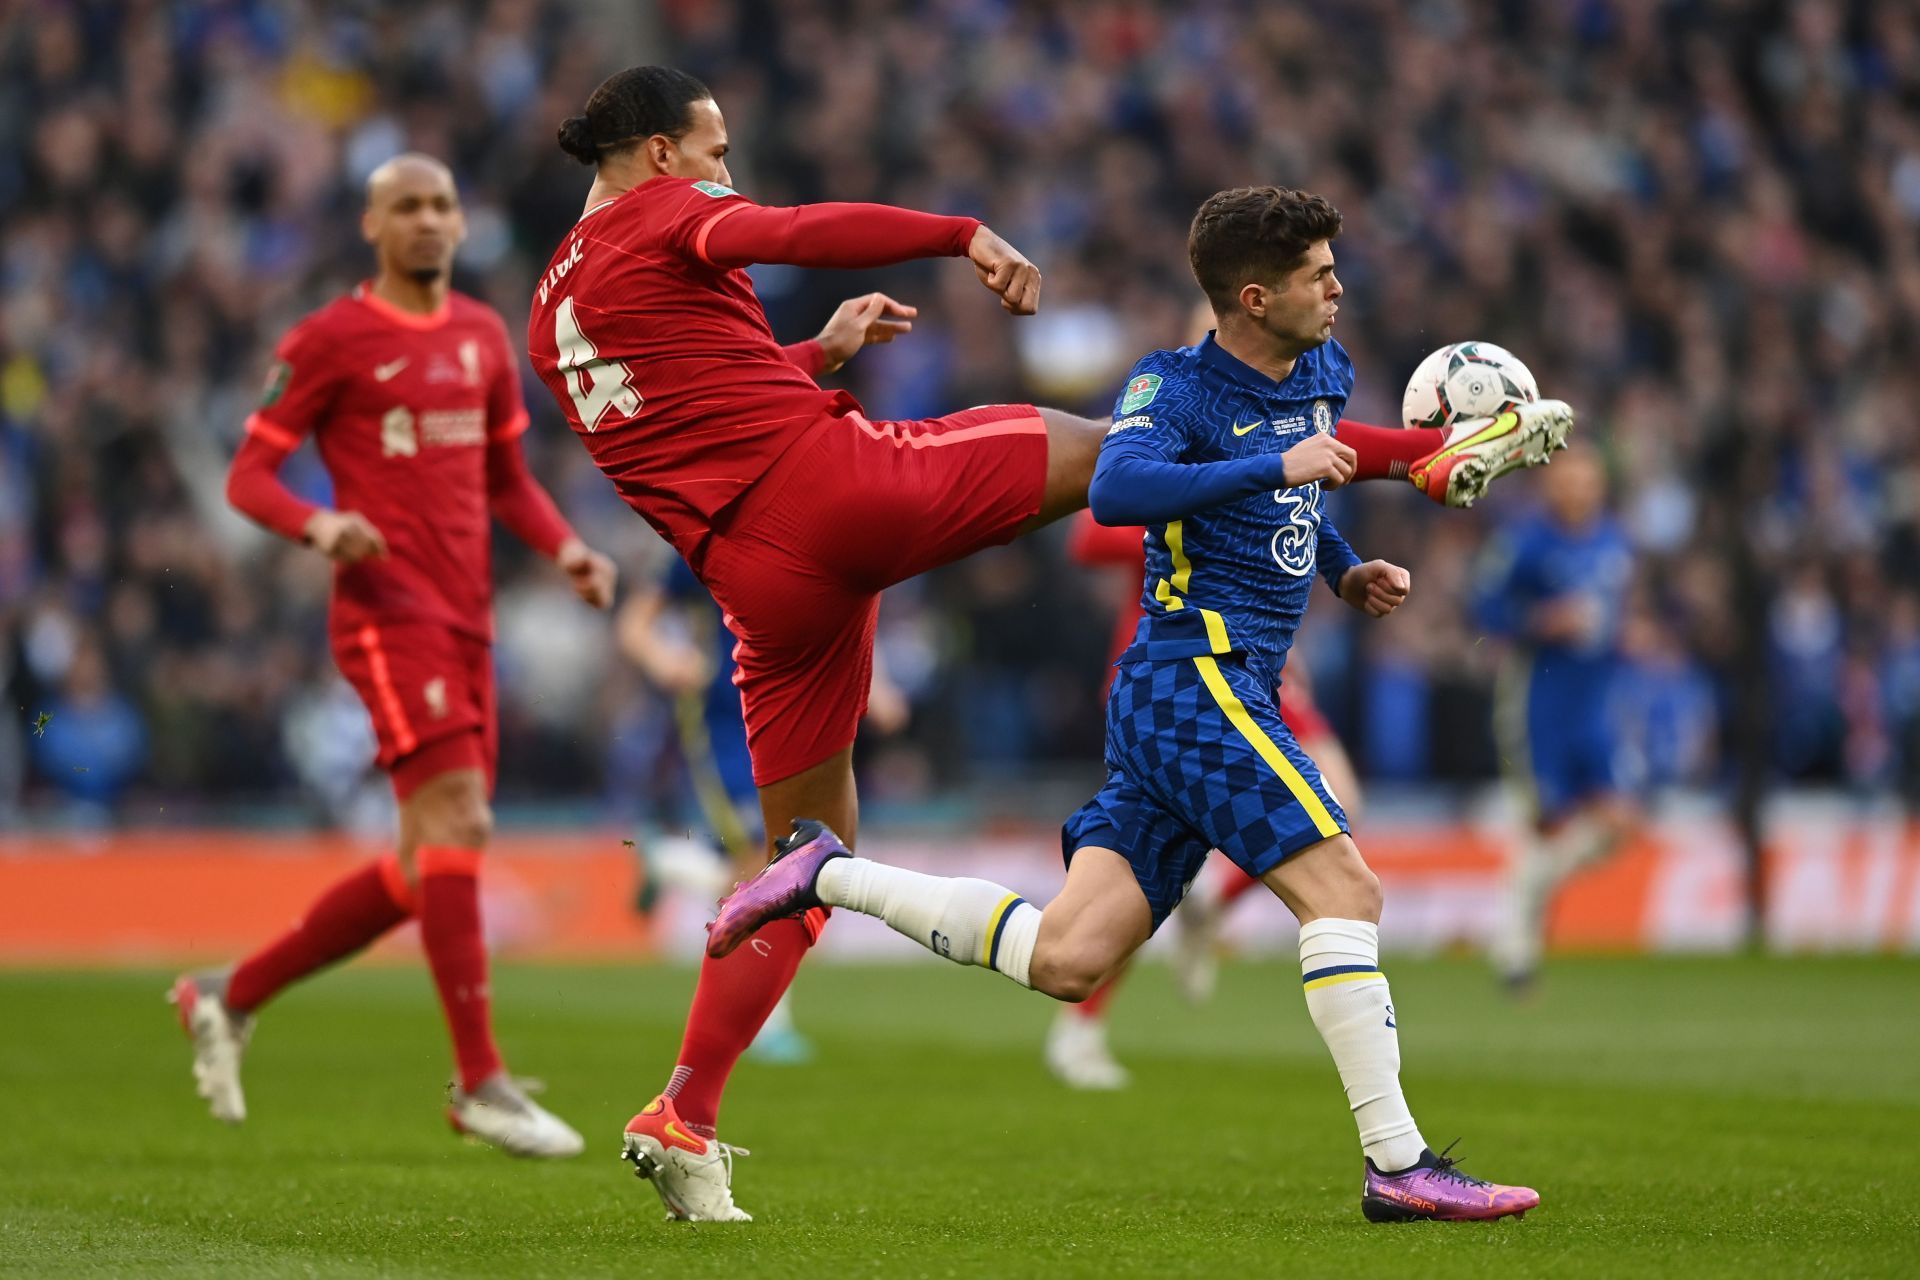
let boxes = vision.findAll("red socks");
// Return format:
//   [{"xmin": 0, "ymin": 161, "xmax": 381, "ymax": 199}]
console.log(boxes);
[
  {"xmin": 416, "ymin": 845, "xmax": 503, "ymax": 1092},
  {"xmin": 1339, "ymin": 420, "xmax": 1445, "ymax": 481},
  {"xmin": 663, "ymin": 910, "xmax": 823, "ymax": 1136},
  {"xmin": 1072, "ymin": 964, "xmax": 1125, "ymax": 1020},
  {"xmin": 1218, "ymin": 863, "xmax": 1264, "ymax": 908},
  {"xmin": 225, "ymin": 854, "xmax": 413, "ymax": 1015}
]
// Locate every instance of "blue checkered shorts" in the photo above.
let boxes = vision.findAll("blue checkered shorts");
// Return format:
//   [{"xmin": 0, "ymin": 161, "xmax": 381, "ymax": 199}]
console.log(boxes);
[{"xmin": 1061, "ymin": 654, "xmax": 1349, "ymax": 930}]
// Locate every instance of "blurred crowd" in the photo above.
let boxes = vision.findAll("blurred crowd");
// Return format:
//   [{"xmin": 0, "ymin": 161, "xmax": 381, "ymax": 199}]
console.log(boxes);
[{"xmin": 4, "ymin": 0, "xmax": 1920, "ymax": 828}]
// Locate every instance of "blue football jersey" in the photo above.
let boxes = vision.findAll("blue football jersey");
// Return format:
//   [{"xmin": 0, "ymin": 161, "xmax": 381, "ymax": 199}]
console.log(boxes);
[
  {"xmin": 1475, "ymin": 511, "xmax": 1634, "ymax": 705},
  {"xmin": 1107, "ymin": 333, "xmax": 1360, "ymax": 670}
]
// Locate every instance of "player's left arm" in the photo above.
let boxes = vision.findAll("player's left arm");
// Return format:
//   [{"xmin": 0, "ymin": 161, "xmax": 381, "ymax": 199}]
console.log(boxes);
[
  {"xmin": 483, "ymin": 321, "xmax": 615, "ymax": 608},
  {"xmin": 799, "ymin": 292, "xmax": 918, "ymax": 374},
  {"xmin": 1322, "ymin": 519, "xmax": 1409, "ymax": 618}
]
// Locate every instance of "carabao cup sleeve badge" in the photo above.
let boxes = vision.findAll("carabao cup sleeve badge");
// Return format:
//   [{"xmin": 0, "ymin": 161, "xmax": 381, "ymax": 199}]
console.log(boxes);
[{"xmin": 1120, "ymin": 373, "xmax": 1162, "ymax": 414}]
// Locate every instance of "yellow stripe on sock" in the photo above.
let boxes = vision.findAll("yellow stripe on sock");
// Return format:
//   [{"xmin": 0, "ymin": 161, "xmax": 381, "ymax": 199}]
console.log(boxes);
[
  {"xmin": 1193, "ymin": 655, "xmax": 1341, "ymax": 838},
  {"xmin": 980, "ymin": 893, "xmax": 1024, "ymax": 967},
  {"xmin": 1302, "ymin": 969, "xmax": 1384, "ymax": 992}
]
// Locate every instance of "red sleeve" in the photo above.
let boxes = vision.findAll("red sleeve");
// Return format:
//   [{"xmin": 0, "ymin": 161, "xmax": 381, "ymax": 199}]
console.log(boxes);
[
  {"xmin": 487, "ymin": 434, "xmax": 575, "ymax": 559},
  {"xmin": 780, "ymin": 340, "xmax": 827, "ymax": 378},
  {"xmin": 678, "ymin": 189, "xmax": 979, "ymax": 271},
  {"xmin": 226, "ymin": 431, "xmax": 319, "ymax": 543},
  {"xmin": 1068, "ymin": 511, "xmax": 1147, "ymax": 568},
  {"xmin": 226, "ymin": 319, "xmax": 339, "ymax": 541},
  {"xmin": 249, "ymin": 318, "xmax": 339, "ymax": 451},
  {"xmin": 484, "ymin": 314, "xmax": 532, "ymax": 443}
]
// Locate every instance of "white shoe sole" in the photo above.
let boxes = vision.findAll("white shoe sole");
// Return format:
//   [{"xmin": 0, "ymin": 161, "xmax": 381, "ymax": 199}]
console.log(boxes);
[
  {"xmin": 1444, "ymin": 403, "xmax": 1574, "ymax": 507},
  {"xmin": 620, "ymin": 1131, "xmax": 751, "ymax": 1222},
  {"xmin": 623, "ymin": 1132, "xmax": 695, "ymax": 1220}
]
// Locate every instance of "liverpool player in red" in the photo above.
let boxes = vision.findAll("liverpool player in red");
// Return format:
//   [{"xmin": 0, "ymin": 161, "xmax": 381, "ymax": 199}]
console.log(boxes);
[
  {"xmin": 531, "ymin": 67, "xmax": 1566, "ymax": 1219},
  {"xmin": 172, "ymin": 154, "xmax": 616, "ymax": 1159}
]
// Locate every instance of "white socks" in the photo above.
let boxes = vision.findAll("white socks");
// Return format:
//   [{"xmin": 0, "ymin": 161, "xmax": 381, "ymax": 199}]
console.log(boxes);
[
  {"xmin": 815, "ymin": 858, "xmax": 1040, "ymax": 987},
  {"xmin": 1493, "ymin": 817, "xmax": 1624, "ymax": 979},
  {"xmin": 1298, "ymin": 918, "xmax": 1427, "ymax": 1173}
]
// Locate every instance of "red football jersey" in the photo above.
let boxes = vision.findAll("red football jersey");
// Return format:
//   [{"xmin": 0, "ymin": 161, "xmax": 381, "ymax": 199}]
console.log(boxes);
[
  {"xmin": 245, "ymin": 286, "xmax": 530, "ymax": 640},
  {"xmin": 526, "ymin": 177, "xmax": 976, "ymax": 565}
]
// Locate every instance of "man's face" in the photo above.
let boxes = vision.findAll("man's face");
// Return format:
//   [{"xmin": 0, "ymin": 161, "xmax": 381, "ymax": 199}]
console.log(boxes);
[
  {"xmin": 1253, "ymin": 240, "xmax": 1342, "ymax": 352},
  {"xmin": 656, "ymin": 98, "xmax": 732, "ymax": 187},
  {"xmin": 1544, "ymin": 447, "xmax": 1607, "ymax": 524},
  {"xmin": 363, "ymin": 162, "xmax": 464, "ymax": 283}
]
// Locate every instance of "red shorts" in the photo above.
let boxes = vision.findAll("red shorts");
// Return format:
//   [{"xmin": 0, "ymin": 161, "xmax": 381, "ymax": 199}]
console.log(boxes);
[
  {"xmin": 1278, "ymin": 679, "xmax": 1333, "ymax": 745},
  {"xmin": 332, "ymin": 622, "xmax": 497, "ymax": 799},
  {"xmin": 703, "ymin": 405, "xmax": 1050, "ymax": 785}
]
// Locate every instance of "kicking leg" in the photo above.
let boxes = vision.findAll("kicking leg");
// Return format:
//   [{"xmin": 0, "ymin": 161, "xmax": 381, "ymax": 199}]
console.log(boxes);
[
  {"xmin": 1016, "ymin": 409, "xmax": 1108, "ymax": 533},
  {"xmin": 712, "ymin": 827, "xmax": 1151, "ymax": 1002}
]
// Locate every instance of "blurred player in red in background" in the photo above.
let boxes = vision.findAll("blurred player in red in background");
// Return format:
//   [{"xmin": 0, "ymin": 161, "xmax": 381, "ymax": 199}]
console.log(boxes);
[{"xmin": 171, "ymin": 154, "xmax": 617, "ymax": 1159}]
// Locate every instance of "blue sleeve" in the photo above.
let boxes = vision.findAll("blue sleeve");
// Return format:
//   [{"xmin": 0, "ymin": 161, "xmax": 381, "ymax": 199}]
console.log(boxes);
[
  {"xmin": 1472, "ymin": 534, "xmax": 1527, "ymax": 636},
  {"xmin": 1317, "ymin": 517, "xmax": 1362, "ymax": 597},
  {"xmin": 1090, "ymin": 437, "xmax": 1291, "ymax": 526}
]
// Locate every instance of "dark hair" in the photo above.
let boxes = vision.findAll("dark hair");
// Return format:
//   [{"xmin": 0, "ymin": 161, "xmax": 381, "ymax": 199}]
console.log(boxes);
[
  {"xmin": 557, "ymin": 66, "xmax": 712, "ymax": 166},
  {"xmin": 1188, "ymin": 187, "xmax": 1343, "ymax": 311}
]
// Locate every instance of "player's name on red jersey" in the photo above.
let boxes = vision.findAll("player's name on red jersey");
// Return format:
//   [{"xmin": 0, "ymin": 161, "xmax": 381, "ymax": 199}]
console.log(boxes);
[
  {"xmin": 246, "ymin": 285, "xmax": 532, "ymax": 641},
  {"xmin": 527, "ymin": 178, "xmax": 978, "ymax": 564}
]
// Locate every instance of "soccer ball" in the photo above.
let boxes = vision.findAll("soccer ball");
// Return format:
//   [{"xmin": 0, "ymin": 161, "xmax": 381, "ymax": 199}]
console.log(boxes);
[{"xmin": 1400, "ymin": 341, "xmax": 1539, "ymax": 431}]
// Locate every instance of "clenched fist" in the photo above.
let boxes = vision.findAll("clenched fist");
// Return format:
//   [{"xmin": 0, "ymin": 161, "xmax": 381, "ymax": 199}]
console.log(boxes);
[
  {"xmin": 303, "ymin": 509, "xmax": 388, "ymax": 564},
  {"xmin": 1281, "ymin": 434, "xmax": 1357, "ymax": 489},
  {"xmin": 1339, "ymin": 560, "xmax": 1410, "ymax": 618}
]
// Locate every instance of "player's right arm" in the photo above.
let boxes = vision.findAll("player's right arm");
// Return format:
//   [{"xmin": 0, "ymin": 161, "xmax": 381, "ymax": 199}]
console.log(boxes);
[
  {"xmin": 225, "ymin": 321, "xmax": 388, "ymax": 564},
  {"xmin": 668, "ymin": 184, "xmax": 1040, "ymax": 314},
  {"xmin": 1088, "ymin": 365, "xmax": 1359, "ymax": 527}
]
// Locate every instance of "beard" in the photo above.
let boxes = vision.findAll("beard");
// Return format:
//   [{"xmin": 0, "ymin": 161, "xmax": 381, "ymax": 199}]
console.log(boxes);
[{"xmin": 406, "ymin": 264, "xmax": 447, "ymax": 285}]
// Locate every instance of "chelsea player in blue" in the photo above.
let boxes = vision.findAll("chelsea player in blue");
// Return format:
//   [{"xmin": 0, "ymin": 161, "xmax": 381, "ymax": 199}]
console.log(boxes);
[
  {"xmin": 711, "ymin": 187, "xmax": 1541, "ymax": 1222},
  {"xmin": 1476, "ymin": 447, "xmax": 1639, "ymax": 990}
]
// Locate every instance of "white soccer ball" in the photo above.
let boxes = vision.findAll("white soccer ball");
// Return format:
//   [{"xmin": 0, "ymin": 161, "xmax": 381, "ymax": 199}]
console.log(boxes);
[{"xmin": 1399, "ymin": 341, "xmax": 1540, "ymax": 430}]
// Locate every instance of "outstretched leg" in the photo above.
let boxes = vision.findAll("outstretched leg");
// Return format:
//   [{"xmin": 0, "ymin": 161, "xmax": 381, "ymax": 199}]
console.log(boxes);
[{"xmin": 712, "ymin": 826, "xmax": 1151, "ymax": 1002}]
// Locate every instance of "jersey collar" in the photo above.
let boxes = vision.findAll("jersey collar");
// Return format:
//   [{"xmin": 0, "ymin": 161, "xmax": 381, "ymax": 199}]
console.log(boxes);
[
  {"xmin": 353, "ymin": 282, "xmax": 451, "ymax": 331},
  {"xmin": 1196, "ymin": 331, "xmax": 1307, "ymax": 396}
]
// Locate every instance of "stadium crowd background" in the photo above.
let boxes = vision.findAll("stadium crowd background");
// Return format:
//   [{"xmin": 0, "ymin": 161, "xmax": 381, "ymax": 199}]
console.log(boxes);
[{"xmin": 3, "ymin": 0, "xmax": 1918, "ymax": 831}]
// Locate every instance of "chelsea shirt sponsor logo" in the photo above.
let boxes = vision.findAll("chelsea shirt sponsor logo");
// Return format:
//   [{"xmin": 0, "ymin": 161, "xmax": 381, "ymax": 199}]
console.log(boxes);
[{"xmin": 1107, "ymin": 414, "xmax": 1153, "ymax": 435}]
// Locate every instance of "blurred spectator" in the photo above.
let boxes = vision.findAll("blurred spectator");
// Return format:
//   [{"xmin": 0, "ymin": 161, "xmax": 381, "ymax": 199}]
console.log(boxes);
[{"xmin": 4, "ymin": 0, "xmax": 1919, "ymax": 823}]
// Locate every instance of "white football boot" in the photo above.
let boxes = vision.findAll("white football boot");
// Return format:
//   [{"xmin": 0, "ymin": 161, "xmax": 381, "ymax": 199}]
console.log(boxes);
[
  {"xmin": 448, "ymin": 1073, "xmax": 586, "ymax": 1158},
  {"xmin": 1409, "ymin": 398, "xmax": 1576, "ymax": 508},
  {"xmin": 1171, "ymin": 884, "xmax": 1223, "ymax": 1005},
  {"xmin": 620, "ymin": 1095, "xmax": 753, "ymax": 1222},
  {"xmin": 1044, "ymin": 1009, "xmax": 1130, "ymax": 1091},
  {"xmin": 169, "ymin": 971, "xmax": 251, "ymax": 1124}
]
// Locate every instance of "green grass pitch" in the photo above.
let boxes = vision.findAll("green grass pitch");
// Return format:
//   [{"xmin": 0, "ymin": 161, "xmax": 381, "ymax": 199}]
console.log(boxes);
[{"xmin": 1, "ymin": 955, "xmax": 1915, "ymax": 1278}]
